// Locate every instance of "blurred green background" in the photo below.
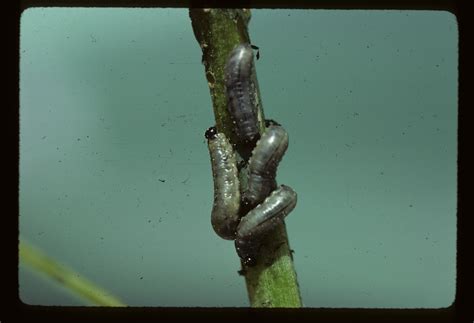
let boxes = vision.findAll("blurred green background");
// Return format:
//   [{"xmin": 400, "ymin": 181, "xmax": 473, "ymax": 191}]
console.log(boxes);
[{"xmin": 19, "ymin": 8, "xmax": 457, "ymax": 307}]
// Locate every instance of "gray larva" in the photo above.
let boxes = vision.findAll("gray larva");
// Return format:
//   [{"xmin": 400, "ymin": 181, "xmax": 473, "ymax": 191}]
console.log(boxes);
[
  {"xmin": 205, "ymin": 127, "xmax": 241, "ymax": 240},
  {"xmin": 242, "ymin": 124, "xmax": 289, "ymax": 209},
  {"xmin": 235, "ymin": 185, "xmax": 297, "ymax": 266},
  {"xmin": 224, "ymin": 43, "xmax": 260, "ymax": 148}
]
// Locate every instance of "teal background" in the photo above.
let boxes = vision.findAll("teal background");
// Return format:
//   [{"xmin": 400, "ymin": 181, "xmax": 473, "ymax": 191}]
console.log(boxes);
[{"xmin": 19, "ymin": 8, "xmax": 457, "ymax": 307}]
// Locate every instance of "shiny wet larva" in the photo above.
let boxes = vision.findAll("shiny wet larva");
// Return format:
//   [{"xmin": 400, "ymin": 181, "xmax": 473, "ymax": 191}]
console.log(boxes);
[
  {"xmin": 242, "ymin": 125, "xmax": 289, "ymax": 209},
  {"xmin": 224, "ymin": 43, "xmax": 260, "ymax": 147},
  {"xmin": 235, "ymin": 185, "xmax": 297, "ymax": 266},
  {"xmin": 205, "ymin": 127, "xmax": 241, "ymax": 240}
]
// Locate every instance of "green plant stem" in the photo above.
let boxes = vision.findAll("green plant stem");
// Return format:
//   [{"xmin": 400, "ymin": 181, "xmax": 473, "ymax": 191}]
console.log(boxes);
[
  {"xmin": 189, "ymin": 8, "xmax": 302, "ymax": 308},
  {"xmin": 19, "ymin": 239, "xmax": 126, "ymax": 307}
]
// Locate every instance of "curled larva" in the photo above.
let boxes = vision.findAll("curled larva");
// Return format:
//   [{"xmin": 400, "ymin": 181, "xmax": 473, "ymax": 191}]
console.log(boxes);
[
  {"xmin": 242, "ymin": 124, "xmax": 289, "ymax": 209},
  {"xmin": 235, "ymin": 185, "xmax": 297, "ymax": 266},
  {"xmin": 224, "ymin": 43, "xmax": 260, "ymax": 148},
  {"xmin": 205, "ymin": 127, "xmax": 241, "ymax": 240}
]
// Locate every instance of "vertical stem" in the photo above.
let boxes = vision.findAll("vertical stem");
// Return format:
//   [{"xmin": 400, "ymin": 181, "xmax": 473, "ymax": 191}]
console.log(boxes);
[{"xmin": 190, "ymin": 8, "xmax": 302, "ymax": 307}]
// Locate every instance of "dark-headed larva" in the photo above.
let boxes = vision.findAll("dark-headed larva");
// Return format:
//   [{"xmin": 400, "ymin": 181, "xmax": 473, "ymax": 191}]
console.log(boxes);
[
  {"xmin": 205, "ymin": 126, "xmax": 241, "ymax": 240},
  {"xmin": 235, "ymin": 185, "xmax": 297, "ymax": 266},
  {"xmin": 242, "ymin": 124, "xmax": 289, "ymax": 209},
  {"xmin": 224, "ymin": 43, "xmax": 261, "ymax": 148}
]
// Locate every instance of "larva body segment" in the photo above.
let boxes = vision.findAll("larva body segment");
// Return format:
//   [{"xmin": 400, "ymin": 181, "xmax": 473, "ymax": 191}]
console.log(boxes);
[
  {"xmin": 242, "ymin": 125, "xmax": 289, "ymax": 209},
  {"xmin": 205, "ymin": 127, "xmax": 241, "ymax": 240},
  {"xmin": 224, "ymin": 43, "xmax": 260, "ymax": 148},
  {"xmin": 235, "ymin": 185, "xmax": 297, "ymax": 266}
]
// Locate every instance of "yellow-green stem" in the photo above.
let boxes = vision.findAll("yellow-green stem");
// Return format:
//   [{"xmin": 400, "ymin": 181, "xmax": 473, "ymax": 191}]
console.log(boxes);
[{"xmin": 19, "ymin": 239, "xmax": 126, "ymax": 307}]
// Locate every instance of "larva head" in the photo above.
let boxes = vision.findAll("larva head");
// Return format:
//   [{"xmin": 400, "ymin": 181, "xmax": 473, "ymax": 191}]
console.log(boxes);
[
  {"xmin": 243, "ymin": 256, "xmax": 257, "ymax": 267},
  {"xmin": 205, "ymin": 126, "xmax": 218, "ymax": 140},
  {"xmin": 265, "ymin": 119, "xmax": 281, "ymax": 127},
  {"xmin": 235, "ymin": 238, "xmax": 259, "ymax": 267}
]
